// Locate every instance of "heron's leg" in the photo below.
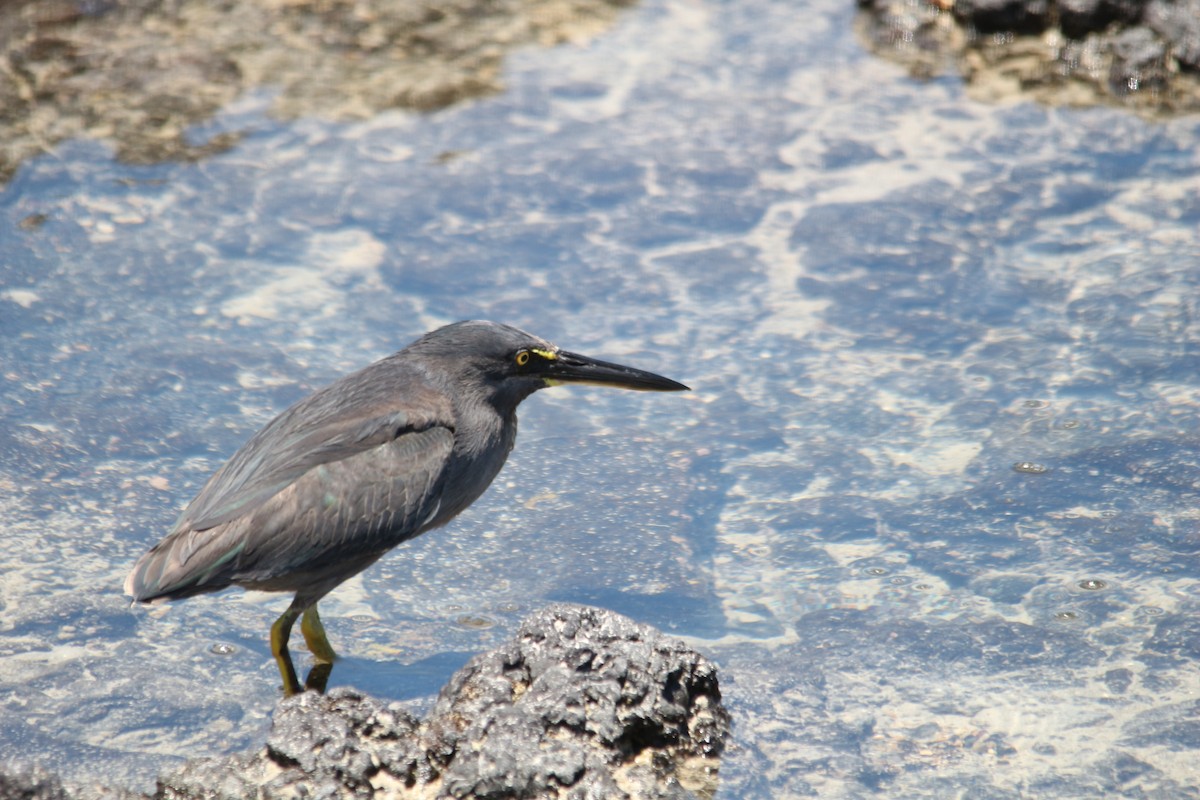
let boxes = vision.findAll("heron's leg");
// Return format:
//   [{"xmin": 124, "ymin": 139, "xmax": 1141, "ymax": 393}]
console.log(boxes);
[
  {"xmin": 270, "ymin": 603, "xmax": 304, "ymax": 696},
  {"xmin": 301, "ymin": 604, "xmax": 338, "ymax": 664},
  {"xmin": 304, "ymin": 661, "xmax": 334, "ymax": 694}
]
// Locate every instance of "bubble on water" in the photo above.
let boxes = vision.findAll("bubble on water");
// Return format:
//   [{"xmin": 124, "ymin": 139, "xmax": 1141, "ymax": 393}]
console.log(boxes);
[{"xmin": 455, "ymin": 614, "xmax": 495, "ymax": 630}]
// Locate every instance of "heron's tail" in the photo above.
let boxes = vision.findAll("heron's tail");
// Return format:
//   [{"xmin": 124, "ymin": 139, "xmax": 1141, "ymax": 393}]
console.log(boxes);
[{"xmin": 124, "ymin": 527, "xmax": 245, "ymax": 603}]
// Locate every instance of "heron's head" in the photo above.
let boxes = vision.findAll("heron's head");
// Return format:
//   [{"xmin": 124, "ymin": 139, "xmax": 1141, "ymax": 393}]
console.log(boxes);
[{"xmin": 410, "ymin": 320, "xmax": 688, "ymax": 412}]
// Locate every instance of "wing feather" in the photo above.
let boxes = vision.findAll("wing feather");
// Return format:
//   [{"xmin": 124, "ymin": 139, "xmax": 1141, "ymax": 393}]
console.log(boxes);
[{"xmin": 125, "ymin": 359, "xmax": 458, "ymax": 601}]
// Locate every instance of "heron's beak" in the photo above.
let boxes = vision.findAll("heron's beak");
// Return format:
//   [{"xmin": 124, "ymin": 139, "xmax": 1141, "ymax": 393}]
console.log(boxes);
[{"xmin": 543, "ymin": 351, "xmax": 689, "ymax": 392}]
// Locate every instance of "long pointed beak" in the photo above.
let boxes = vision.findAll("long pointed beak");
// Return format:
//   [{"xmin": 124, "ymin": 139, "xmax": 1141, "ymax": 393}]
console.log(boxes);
[{"xmin": 544, "ymin": 350, "xmax": 689, "ymax": 392}]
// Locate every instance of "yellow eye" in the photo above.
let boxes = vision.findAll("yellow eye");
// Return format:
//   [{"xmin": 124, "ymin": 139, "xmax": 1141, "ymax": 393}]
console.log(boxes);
[{"xmin": 515, "ymin": 350, "xmax": 531, "ymax": 367}]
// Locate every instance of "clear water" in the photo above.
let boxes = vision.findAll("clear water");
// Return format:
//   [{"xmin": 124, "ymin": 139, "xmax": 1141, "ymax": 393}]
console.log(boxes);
[{"xmin": 2, "ymin": 0, "xmax": 1199, "ymax": 796}]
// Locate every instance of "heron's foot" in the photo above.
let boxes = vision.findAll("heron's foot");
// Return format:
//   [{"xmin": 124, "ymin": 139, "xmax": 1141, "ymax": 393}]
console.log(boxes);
[
  {"xmin": 301, "ymin": 605, "xmax": 339, "ymax": 664},
  {"xmin": 270, "ymin": 602, "xmax": 337, "ymax": 695},
  {"xmin": 272, "ymin": 645, "xmax": 332, "ymax": 696},
  {"xmin": 304, "ymin": 661, "xmax": 333, "ymax": 693},
  {"xmin": 274, "ymin": 648, "xmax": 304, "ymax": 696},
  {"xmin": 271, "ymin": 604, "xmax": 305, "ymax": 696}
]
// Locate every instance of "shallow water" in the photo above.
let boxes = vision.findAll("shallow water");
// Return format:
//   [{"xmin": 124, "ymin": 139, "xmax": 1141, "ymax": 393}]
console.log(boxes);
[{"xmin": 2, "ymin": 0, "xmax": 1199, "ymax": 796}]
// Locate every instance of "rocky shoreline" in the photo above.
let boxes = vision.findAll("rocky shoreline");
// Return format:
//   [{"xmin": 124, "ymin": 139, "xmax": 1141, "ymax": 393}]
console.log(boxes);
[
  {"xmin": 858, "ymin": 0, "xmax": 1200, "ymax": 113},
  {"xmin": 4, "ymin": 0, "xmax": 1197, "ymax": 188},
  {"xmin": 1, "ymin": 605, "xmax": 728, "ymax": 800}
]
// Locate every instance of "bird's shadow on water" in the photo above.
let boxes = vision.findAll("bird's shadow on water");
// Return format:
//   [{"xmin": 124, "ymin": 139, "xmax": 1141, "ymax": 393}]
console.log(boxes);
[{"xmin": 311, "ymin": 650, "xmax": 478, "ymax": 702}]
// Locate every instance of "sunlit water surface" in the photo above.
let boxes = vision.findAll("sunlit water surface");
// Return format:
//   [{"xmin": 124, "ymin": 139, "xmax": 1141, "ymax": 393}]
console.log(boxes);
[{"xmin": 2, "ymin": 0, "xmax": 1199, "ymax": 796}]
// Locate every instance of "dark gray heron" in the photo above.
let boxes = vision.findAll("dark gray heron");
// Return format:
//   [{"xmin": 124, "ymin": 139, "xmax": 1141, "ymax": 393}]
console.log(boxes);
[{"xmin": 125, "ymin": 321, "xmax": 688, "ymax": 694}]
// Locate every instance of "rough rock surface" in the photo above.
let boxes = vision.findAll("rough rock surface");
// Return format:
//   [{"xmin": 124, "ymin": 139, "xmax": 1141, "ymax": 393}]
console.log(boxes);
[
  {"xmin": 0, "ymin": 769, "xmax": 71, "ymax": 800},
  {"xmin": 1145, "ymin": 0, "xmax": 1200, "ymax": 70},
  {"xmin": 857, "ymin": 0, "xmax": 1200, "ymax": 113},
  {"xmin": 0, "ymin": 0, "xmax": 634, "ymax": 184},
  {"xmin": 146, "ymin": 604, "xmax": 727, "ymax": 800}
]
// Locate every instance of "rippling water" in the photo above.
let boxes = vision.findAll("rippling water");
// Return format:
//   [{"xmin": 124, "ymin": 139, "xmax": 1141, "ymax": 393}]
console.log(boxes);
[{"xmin": 2, "ymin": 0, "xmax": 1199, "ymax": 796}]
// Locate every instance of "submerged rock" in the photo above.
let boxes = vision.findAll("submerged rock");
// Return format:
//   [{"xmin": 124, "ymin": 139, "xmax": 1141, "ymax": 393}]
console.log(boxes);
[
  {"xmin": 0, "ymin": 0, "xmax": 636, "ymax": 184},
  {"xmin": 151, "ymin": 604, "xmax": 727, "ymax": 800}
]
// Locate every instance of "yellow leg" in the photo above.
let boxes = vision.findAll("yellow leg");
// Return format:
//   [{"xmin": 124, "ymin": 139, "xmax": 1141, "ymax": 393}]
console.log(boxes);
[
  {"xmin": 270, "ymin": 605, "xmax": 303, "ymax": 696},
  {"xmin": 300, "ymin": 604, "xmax": 338, "ymax": 664}
]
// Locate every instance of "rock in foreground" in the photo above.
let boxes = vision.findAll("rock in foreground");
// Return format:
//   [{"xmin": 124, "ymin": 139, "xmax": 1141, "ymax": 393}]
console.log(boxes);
[{"xmin": 157, "ymin": 604, "xmax": 728, "ymax": 800}]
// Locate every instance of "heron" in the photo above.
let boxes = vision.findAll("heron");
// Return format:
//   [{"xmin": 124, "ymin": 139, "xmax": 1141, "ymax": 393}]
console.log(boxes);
[{"xmin": 125, "ymin": 321, "xmax": 688, "ymax": 694}]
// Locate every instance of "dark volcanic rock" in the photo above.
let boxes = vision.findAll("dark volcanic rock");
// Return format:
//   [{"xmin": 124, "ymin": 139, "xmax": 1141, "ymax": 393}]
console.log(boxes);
[
  {"xmin": 858, "ymin": 0, "xmax": 1200, "ymax": 113},
  {"xmin": 0, "ymin": 768, "xmax": 141, "ymax": 800},
  {"xmin": 1059, "ymin": 0, "xmax": 1143, "ymax": 40},
  {"xmin": 154, "ymin": 604, "xmax": 727, "ymax": 800},
  {"xmin": 953, "ymin": 0, "xmax": 1051, "ymax": 34},
  {"xmin": 0, "ymin": 769, "xmax": 71, "ymax": 800}
]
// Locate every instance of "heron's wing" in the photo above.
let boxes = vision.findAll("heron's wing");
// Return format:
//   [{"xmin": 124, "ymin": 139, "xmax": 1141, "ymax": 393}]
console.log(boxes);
[
  {"xmin": 231, "ymin": 423, "xmax": 457, "ymax": 583},
  {"xmin": 125, "ymin": 379, "xmax": 457, "ymax": 601},
  {"xmin": 179, "ymin": 378, "xmax": 454, "ymax": 533},
  {"xmin": 182, "ymin": 411, "xmax": 422, "ymax": 533}
]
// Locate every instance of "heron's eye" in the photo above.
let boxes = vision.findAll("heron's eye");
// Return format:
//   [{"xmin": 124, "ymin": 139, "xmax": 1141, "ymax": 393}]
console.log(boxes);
[{"xmin": 515, "ymin": 350, "xmax": 531, "ymax": 367}]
